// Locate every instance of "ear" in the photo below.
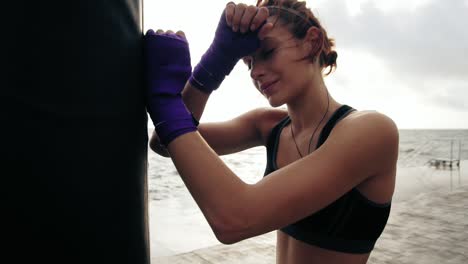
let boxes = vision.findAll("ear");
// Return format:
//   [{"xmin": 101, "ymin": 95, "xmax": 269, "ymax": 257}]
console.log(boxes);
[
  {"xmin": 303, "ymin": 26, "xmax": 322, "ymax": 60},
  {"xmin": 305, "ymin": 26, "xmax": 321, "ymax": 42}
]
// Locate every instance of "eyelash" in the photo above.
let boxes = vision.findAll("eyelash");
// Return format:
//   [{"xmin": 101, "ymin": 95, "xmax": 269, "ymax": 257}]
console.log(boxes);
[
  {"xmin": 261, "ymin": 49, "xmax": 275, "ymax": 59},
  {"xmin": 246, "ymin": 49, "xmax": 276, "ymax": 70}
]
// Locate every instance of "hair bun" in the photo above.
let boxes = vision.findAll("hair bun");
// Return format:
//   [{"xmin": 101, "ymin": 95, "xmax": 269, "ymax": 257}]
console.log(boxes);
[{"xmin": 326, "ymin": 51, "xmax": 338, "ymax": 66}]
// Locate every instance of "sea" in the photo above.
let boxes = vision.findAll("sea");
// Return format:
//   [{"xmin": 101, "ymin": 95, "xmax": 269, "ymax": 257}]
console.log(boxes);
[{"xmin": 147, "ymin": 129, "xmax": 468, "ymax": 258}]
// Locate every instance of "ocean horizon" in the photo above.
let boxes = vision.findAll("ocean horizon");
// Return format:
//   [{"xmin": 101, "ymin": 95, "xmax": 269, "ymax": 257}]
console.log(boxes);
[{"xmin": 148, "ymin": 129, "xmax": 468, "ymax": 200}]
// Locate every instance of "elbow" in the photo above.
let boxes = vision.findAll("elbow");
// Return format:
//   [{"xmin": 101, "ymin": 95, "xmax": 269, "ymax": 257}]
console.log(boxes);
[
  {"xmin": 149, "ymin": 132, "xmax": 171, "ymax": 158},
  {"xmin": 149, "ymin": 143, "xmax": 170, "ymax": 158},
  {"xmin": 217, "ymin": 236, "xmax": 240, "ymax": 245},
  {"xmin": 208, "ymin": 212, "xmax": 251, "ymax": 245},
  {"xmin": 212, "ymin": 223, "xmax": 246, "ymax": 245},
  {"xmin": 208, "ymin": 186, "xmax": 258, "ymax": 244}
]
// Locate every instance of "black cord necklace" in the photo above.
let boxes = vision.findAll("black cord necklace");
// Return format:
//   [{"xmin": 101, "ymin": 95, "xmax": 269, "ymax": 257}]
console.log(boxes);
[{"xmin": 290, "ymin": 89, "xmax": 330, "ymax": 158}]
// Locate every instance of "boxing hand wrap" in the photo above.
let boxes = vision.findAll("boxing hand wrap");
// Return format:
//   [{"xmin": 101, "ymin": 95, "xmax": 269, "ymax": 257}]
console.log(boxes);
[
  {"xmin": 189, "ymin": 10, "xmax": 263, "ymax": 94},
  {"xmin": 145, "ymin": 30, "xmax": 197, "ymax": 146}
]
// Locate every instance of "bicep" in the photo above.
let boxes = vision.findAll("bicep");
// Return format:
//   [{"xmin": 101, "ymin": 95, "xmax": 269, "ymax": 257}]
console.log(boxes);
[
  {"xmin": 198, "ymin": 121, "xmax": 258, "ymax": 156},
  {"xmin": 198, "ymin": 108, "xmax": 288, "ymax": 155}
]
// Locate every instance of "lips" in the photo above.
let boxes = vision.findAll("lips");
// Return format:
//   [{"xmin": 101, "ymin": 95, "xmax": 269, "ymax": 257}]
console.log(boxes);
[{"xmin": 259, "ymin": 80, "xmax": 278, "ymax": 95}]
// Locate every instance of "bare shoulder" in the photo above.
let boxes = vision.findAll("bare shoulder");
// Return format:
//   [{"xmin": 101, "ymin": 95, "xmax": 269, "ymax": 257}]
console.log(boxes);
[
  {"xmin": 250, "ymin": 107, "xmax": 288, "ymax": 146},
  {"xmin": 339, "ymin": 110, "xmax": 399, "ymax": 142},
  {"xmin": 327, "ymin": 110, "xmax": 399, "ymax": 172},
  {"xmin": 342, "ymin": 110, "xmax": 398, "ymax": 132}
]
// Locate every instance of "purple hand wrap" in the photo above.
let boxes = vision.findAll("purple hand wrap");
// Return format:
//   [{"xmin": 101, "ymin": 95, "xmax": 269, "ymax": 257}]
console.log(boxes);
[
  {"xmin": 189, "ymin": 10, "xmax": 263, "ymax": 94},
  {"xmin": 145, "ymin": 29, "xmax": 197, "ymax": 146}
]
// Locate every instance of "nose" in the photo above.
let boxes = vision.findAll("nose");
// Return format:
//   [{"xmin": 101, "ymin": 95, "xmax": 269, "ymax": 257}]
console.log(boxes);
[{"xmin": 249, "ymin": 59, "xmax": 266, "ymax": 81}]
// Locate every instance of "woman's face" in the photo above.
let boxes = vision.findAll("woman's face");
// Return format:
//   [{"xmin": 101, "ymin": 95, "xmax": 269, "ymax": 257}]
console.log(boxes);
[{"xmin": 243, "ymin": 20, "xmax": 314, "ymax": 107}]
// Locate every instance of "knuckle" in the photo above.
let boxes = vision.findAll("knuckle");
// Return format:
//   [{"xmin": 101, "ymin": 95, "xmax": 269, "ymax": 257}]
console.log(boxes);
[
  {"xmin": 226, "ymin": 1, "xmax": 235, "ymax": 7},
  {"xmin": 258, "ymin": 7, "xmax": 269, "ymax": 16},
  {"xmin": 237, "ymin": 3, "xmax": 247, "ymax": 12},
  {"xmin": 247, "ymin": 5, "xmax": 257, "ymax": 14},
  {"xmin": 238, "ymin": 3, "xmax": 247, "ymax": 8}
]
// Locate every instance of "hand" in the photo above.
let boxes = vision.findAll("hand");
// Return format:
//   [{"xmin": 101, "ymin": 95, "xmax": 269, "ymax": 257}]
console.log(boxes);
[
  {"xmin": 145, "ymin": 29, "xmax": 197, "ymax": 146},
  {"xmin": 145, "ymin": 29, "xmax": 192, "ymax": 96},
  {"xmin": 225, "ymin": 2, "xmax": 272, "ymax": 36},
  {"xmin": 189, "ymin": 3, "xmax": 271, "ymax": 94}
]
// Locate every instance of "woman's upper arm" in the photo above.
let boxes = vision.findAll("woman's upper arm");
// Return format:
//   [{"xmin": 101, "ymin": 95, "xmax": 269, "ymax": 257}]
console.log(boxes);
[
  {"xmin": 149, "ymin": 107, "xmax": 287, "ymax": 157},
  {"xmin": 237, "ymin": 112, "xmax": 399, "ymax": 238},
  {"xmin": 198, "ymin": 108, "xmax": 288, "ymax": 155}
]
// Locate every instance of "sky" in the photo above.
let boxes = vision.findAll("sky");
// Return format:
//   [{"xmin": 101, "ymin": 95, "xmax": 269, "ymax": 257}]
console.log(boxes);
[{"xmin": 143, "ymin": 0, "xmax": 468, "ymax": 129}]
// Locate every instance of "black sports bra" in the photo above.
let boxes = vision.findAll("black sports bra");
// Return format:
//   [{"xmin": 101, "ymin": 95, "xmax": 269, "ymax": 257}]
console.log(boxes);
[{"xmin": 264, "ymin": 105, "xmax": 391, "ymax": 254}]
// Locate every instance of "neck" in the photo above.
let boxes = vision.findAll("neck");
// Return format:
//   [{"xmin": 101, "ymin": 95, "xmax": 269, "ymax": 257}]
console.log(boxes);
[{"xmin": 287, "ymin": 73, "xmax": 340, "ymax": 135}]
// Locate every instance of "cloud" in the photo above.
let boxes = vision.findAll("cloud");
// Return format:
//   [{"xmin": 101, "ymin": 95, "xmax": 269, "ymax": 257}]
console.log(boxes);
[
  {"xmin": 426, "ymin": 79, "xmax": 468, "ymax": 111},
  {"xmin": 311, "ymin": 0, "xmax": 468, "ymax": 112}
]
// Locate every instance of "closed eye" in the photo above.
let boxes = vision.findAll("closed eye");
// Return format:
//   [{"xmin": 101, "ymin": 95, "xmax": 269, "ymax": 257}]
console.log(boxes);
[
  {"xmin": 242, "ymin": 48, "xmax": 277, "ymax": 71},
  {"xmin": 260, "ymin": 49, "xmax": 275, "ymax": 59}
]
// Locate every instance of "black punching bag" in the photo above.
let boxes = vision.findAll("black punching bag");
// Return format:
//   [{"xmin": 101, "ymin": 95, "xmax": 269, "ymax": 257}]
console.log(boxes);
[{"xmin": 1, "ymin": 1, "xmax": 149, "ymax": 263}]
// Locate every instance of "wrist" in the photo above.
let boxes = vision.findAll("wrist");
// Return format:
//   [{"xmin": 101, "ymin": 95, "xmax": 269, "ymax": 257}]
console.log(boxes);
[
  {"xmin": 189, "ymin": 46, "xmax": 238, "ymax": 94},
  {"xmin": 148, "ymin": 96, "xmax": 198, "ymax": 146},
  {"xmin": 155, "ymin": 119, "xmax": 198, "ymax": 147}
]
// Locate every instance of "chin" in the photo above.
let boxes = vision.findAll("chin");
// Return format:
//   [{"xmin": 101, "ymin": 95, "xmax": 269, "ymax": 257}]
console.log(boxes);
[{"xmin": 267, "ymin": 97, "xmax": 285, "ymax": 108}]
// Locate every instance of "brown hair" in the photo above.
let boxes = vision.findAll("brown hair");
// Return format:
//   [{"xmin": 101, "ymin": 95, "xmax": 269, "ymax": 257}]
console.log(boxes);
[{"xmin": 256, "ymin": 0, "xmax": 337, "ymax": 75}]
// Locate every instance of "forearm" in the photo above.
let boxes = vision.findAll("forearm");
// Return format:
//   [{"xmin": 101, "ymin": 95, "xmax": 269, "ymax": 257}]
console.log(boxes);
[
  {"xmin": 167, "ymin": 131, "xmax": 252, "ymax": 243},
  {"xmin": 182, "ymin": 81, "xmax": 210, "ymax": 121}
]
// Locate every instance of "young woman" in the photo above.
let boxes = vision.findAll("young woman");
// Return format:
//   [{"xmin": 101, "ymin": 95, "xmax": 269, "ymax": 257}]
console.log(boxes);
[{"xmin": 145, "ymin": 1, "xmax": 399, "ymax": 263}]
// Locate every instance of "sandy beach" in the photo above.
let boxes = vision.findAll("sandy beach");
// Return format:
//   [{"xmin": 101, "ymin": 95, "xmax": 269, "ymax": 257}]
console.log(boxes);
[{"xmin": 150, "ymin": 160, "xmax": 468, "ymax": 264}]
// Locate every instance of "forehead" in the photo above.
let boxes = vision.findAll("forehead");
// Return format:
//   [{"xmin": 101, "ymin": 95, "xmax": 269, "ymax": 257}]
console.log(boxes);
[{"xmin": 262, "ymin": 17, "xmax": 294, "ymax": 42}]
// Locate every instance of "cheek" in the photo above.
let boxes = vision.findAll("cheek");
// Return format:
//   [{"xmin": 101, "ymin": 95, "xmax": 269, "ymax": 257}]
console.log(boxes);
[
  {"xmin": 272, "ymin": 51, "xmax": 300, "ymax": 73},
  {"xmin": 282, "ymin": 58, "xmax": 309, "ymax": 82},
  {"xmin": 278, "ymin": 63, "xmax": 299, "ymax": 86}
]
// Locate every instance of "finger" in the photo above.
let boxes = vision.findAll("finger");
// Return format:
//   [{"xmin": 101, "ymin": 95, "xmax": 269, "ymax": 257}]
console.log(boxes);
[
  {"xmin": 250, "ymin": 7, "xmax": 269, "ymax": 31},
  {"xmin": 231, "ymin": 3, "xmax": 247, "ymax": 32},
  {"xmin": 156, "ymin": 29, "xmax": 164, "ymax": 34},
  {"xmin": 176, "ymin": 30, "xmax": 186, "ymax": 38},
  {"xmin": 225, "ymin": 2, "xmax": 236, "ymax": 27},
  {"xmin": 166, "ymin": 30, "xmax": 174, "ymax": 34},
  {"xmin": 239, "ymin": 5, "xmax": 257, "ymax": 33},
  {"xmin": 258, "ymin": 22, "xmax": 274, "ymax": 40}
]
